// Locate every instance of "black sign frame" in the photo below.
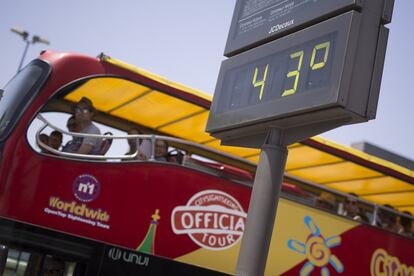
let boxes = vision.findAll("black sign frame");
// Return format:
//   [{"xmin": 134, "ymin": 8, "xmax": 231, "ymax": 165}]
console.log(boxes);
[{"xmin": 224, "ymin": 0, "xmax": 361, "ymax": 57}]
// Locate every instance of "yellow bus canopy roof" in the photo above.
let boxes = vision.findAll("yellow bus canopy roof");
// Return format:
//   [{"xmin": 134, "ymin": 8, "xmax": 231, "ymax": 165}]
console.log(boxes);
[{"xmin": 64, "ymin": 55, "xmax": 414, "ymax": 214}]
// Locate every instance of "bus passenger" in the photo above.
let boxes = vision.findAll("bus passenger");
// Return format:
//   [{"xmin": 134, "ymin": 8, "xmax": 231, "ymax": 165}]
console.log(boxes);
[
  {"xmin": 38, "ymin": 134, "xmax": 50, "ymax": 153},
  {"xmin": 315, "ymin": 191, "xmax": 337, "ymax": 212},
  {"xmin": 62, "ymin": 115, "xmax": 82, "ymax": 153},
  {"xmin": 126, "ymin": 129, "xmax": 149, "ymax": 160},
  {"xmin": 72, "ymin": 97, "xmax": 102, "ymax": 155},
  {"xmin": 154, "ymin": 139, "xmax": 168, "ymax": 162},
  {"xmin": 378, "ymin": 205, "xmax": 403, "ymax": 233},
  {"xmin": 156, "ymin": 141, "xmax": 183, "ymax": 164},
  {"xmin": 342, "ymin": 193, "xmax": 368, "ymax": 222},
  {"xmin": 167, "ymin": 149, "xmax": 185, "ymax": 164},
  {"xmin": 49, "ymin": 131, "xmax": 63, "ymax": 151},
  {"xmin": 399, "ymin": 211, "xmax": 413, "ymax": 237}
]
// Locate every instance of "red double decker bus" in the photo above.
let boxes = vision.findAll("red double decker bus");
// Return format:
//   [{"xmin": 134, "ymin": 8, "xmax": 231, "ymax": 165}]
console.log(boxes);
[{"xmin": 0, "ymin": 51, "xmax": 412, "ymax": 275}]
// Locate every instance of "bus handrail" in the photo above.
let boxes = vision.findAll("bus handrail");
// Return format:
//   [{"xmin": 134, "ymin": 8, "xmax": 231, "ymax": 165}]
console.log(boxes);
[
  {"xmin": 36, "ymin": 116, "xmax": 138, "ymax": 160},
  {"xmin": 35, "ymin": 114, "xmax": 256, "ymax": 167}
]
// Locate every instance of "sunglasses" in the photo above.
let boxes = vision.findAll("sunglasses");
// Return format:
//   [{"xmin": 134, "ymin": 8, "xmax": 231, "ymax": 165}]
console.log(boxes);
[{"xmin": 74, "ymin": 107, "xmax": 91, "ymax": 114}]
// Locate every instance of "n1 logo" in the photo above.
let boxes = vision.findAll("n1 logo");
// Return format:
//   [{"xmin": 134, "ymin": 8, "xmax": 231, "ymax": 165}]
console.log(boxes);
[{"xmin": 72, "ymin": 174, "xmax": 101, "ymax": 202}]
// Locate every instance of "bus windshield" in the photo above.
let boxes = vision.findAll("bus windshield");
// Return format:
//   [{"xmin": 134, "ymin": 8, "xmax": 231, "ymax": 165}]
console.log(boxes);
[{"xmin": 0, "ymin": 60, "xmax": 50, "ymax": 141}]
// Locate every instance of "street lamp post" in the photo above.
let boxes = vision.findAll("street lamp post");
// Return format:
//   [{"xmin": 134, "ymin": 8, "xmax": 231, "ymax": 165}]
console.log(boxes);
[{"xmin": 10, "ymin": 27, "xmax": 50, "ymax": 72}]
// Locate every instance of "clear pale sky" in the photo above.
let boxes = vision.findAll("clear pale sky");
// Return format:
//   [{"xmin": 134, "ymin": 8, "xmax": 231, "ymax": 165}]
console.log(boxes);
[{"xmin": 1, "ymin": 1, "xmax": 413, "ymax": 162}]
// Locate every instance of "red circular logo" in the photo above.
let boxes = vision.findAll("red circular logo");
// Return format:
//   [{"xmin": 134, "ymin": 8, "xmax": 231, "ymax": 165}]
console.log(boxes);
[{"xmin": 172, "ymin": 190, "xmax": 247, "ymax": 250}]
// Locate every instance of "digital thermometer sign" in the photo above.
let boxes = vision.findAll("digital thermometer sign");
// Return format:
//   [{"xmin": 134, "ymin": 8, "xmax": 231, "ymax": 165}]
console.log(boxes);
[
  {"xmin": 207, "ymin": 9, "xmax": 390, "ymax": 147},
  {"xmin": 216, "ymin": 33, "xmax": 336, "ymax": 114}
]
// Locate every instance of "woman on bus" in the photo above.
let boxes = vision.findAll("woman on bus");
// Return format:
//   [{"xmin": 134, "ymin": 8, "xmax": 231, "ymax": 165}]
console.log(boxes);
[
  {"xmin": 126, "ymin": 128, "xmax": 149, "ymax": 160},
  {"xmin": 71, "ymin": 97, "xmax": 102, "ymax": 155},
  {"xmin": 154, "ymin": 139, "xmax": 169, "ymax": 162}
]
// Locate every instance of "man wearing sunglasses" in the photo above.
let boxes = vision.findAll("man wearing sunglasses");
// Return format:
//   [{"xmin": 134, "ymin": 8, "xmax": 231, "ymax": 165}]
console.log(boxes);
[{"xmin": 71, "ymin": 97, "xmax": 102, "ymax": 155}]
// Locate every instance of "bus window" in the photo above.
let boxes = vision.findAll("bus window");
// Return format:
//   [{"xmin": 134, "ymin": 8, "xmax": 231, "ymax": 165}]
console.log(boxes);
[
  {"xmin": 0, "ymin": 61, "xmax": 50, "ymax": 141},
  {"xmin": 4, "ymin": 248, "xmax": 31, "ymax": 276},
  {"xmin": 3, "ymin": 248, "xmax": 83, "ymax": 276}
]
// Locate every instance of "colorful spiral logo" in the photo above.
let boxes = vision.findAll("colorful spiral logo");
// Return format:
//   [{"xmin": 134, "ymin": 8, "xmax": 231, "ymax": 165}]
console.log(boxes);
[
  {"xmin": 305, "ymin": 235, "xmax": 331, "ymax": 267},
  {"xmin": 287, "ymin": 216, "xmax": 344, "ymax": 276}
]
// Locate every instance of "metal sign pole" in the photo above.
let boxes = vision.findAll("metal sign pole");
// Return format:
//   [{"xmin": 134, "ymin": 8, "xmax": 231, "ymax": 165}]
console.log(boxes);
[{"xmin": 235, "ymin": 129, "xmax": 288, "ymax": 276}]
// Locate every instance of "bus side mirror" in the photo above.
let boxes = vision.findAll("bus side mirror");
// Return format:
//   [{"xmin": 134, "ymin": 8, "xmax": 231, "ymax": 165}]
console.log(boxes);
[{"xmin": 0, "ymin": 244, "xmax": 8, "ymax": 275}]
